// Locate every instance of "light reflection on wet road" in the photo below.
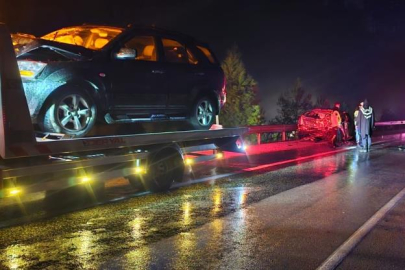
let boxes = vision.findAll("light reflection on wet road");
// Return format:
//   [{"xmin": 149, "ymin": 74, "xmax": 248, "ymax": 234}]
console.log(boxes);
[{"xmin": 0, "ymin": 134, "xmax": 405, "ymax": 269}]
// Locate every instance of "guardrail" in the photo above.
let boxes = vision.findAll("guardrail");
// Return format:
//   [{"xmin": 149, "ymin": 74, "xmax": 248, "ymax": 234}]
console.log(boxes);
[
  {"xmin": 375, "ymin": 120, "xmax": 405, "ymax": 126},
  {"xmin": 246, "ymin": 124, "xmax": 297, "ymax": 144},
  {"xmin": 246, "ymin": 120, "xmax": 405, "ymax": 145}
]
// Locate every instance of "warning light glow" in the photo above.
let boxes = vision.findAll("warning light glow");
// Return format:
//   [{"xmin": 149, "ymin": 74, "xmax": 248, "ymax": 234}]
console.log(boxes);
[
  {"xmin": 80, "ymin": 176, "xmax": 92, "ymax": 183},
  {"xmin": 134, "ymin": 166, "xmax": 147, "ymax": 174},
  {"xmin": 8, "ymin": 188, "xmax": 22, "ymax": 197},
  {"xmin": 185, "ymin": 158, "xmax": 194, "ymax": 165}
]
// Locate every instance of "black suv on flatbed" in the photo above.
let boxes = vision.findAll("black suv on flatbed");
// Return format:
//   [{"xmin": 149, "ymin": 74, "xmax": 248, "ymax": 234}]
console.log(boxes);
[{"xmin": 14, "ymin": 24, "xmax": 226, "ymax": 137}]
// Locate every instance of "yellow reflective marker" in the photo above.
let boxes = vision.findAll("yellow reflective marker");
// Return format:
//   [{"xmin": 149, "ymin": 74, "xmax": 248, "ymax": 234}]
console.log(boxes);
[
  {"xmin": 216, "ymin": 152, "xmax": 224, "ymax": 159},
  {"xmin": 19, "ymin": 70, "xmax": 35, "ymax": 77},
  {"xmin": 80, "ymin": 176, "xmax": 92, "ymax": 183},
  {"xmin": 134, "ymin": 166, "xmax": 147, "ymax": 174},
  {"xmin": 8, "ymin": 188, "xmax": 22, "ymax": 197},
  {"xmin": 185, "ymin": 158, "xmax": 194, "ymax": 165}
]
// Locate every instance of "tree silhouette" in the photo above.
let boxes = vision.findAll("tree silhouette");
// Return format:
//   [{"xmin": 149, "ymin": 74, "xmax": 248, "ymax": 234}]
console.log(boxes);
[
  {"xmin": 273, "ymin": 78, "xmax": 313, "ymax": 124},
  {"xmin": 220, "ymin": 46, "xmax": 265, "ymax": 127}
]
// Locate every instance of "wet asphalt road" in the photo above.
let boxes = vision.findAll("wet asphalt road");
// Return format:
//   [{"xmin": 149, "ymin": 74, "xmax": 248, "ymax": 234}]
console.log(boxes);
[{"xmin": 0, "ymin": 133, "xmax": 405, "ymax": 269}]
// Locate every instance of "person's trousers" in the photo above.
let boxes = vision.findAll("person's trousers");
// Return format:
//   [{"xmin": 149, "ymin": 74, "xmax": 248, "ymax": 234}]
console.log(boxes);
[
  {"xmin": 361, "ymin": 135, "xmax": 371, "ymax": 151},
  {"xmin": 330, "ymin": 127, "xmax": 342, "ymax": 147},
  {"xmin": 355, "ymin": 127, "xmax": 361, "ymax": 144}
]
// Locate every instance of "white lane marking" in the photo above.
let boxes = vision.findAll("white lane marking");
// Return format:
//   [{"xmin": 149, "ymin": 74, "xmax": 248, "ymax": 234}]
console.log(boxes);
[{"xmin": 317, "ymin": 187, "xmax": 405, "ymax": 270}]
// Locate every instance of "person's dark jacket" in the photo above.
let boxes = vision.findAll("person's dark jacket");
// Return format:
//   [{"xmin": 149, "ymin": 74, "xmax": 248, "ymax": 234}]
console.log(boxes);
[{"xmin": 356, "ymin": 104, "xmax": 375, "ymax": 137}]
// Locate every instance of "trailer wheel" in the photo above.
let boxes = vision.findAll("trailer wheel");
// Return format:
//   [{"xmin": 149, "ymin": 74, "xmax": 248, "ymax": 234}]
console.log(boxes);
[
  {"xmin": 189, "ymin": 97, "xmax": 216, "ymax": 130},
  {"xmin": 144, "ymin": 148, "xmax": 184, "ymax": 192},
  {"xmin": 41, "ymin": 89, "xmax": 97, "ymax": 137}
]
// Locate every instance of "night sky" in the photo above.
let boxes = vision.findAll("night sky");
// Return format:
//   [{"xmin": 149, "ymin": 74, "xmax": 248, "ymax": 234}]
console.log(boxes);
[{"xmin": 1, "ymin": 0, "xmax": 405, "ymax": 120}]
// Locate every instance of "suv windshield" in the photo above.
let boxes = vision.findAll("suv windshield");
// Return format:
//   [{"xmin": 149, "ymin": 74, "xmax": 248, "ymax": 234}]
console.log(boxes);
[{"xmin": 41, "ymin": 26, "xmax": 123, "ymax": 50}]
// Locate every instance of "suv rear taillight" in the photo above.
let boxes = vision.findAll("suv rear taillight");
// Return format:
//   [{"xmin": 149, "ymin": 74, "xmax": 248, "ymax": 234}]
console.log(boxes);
[{"xmin": 221, "ymin": 77, "xmax": 226, "ymax": 105}]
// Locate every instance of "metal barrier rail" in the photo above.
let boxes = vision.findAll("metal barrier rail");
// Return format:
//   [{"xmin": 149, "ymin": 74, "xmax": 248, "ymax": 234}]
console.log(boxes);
[
  {"xmin": 375, "ymin": 120, "xmax": 405, "ymax": 126},
  {"xmin": 246, "ymin": 120, "xmax": 405, "ymax": 145},
  {"xmin": 246, "ymin": 125, "xmax": 297, "ymax": 144}
]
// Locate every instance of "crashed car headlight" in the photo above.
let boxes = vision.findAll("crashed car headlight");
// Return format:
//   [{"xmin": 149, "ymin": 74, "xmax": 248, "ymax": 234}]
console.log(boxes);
[{"xmin": 17, "ymin": 60, "xmax": 47, "ymax": 79}]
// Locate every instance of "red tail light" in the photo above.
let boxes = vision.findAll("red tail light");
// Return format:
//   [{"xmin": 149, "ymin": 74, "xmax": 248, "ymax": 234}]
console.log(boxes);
[{"xmin": 221, "ymin": 77, "xmax": 227, "ymax": 105}]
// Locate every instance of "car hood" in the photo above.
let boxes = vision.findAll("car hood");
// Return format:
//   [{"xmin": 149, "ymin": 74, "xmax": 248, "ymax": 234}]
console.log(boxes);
[{"xmin": 14, "ymin": 34, "xmax": 94, "ymax": 60}]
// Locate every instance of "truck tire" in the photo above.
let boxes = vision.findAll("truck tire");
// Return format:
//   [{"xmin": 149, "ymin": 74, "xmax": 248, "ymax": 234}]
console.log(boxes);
[
  {"xmin": 189, "ymin": 96, "xmax": 216, "ymax": 130},
  {"xmin": 41, "ymin": 89, "xmax": 97, "ymax": 137},
  {"xmin": 144, "ymin": 147, "xmax": 184, "ymax": 192}
]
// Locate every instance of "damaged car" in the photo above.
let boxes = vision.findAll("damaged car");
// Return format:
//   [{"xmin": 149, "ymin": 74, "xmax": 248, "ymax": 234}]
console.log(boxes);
[
  {"xmin": 298, "ymin": 108, "xmax": 354, "ymax": 142},
  {"xmin": 297, "ymin": 109, "xmax": 335, "ymax": 141},
  {"xmin": 13, "ymin": 24, "xmax": 226, "ymax": 137}
]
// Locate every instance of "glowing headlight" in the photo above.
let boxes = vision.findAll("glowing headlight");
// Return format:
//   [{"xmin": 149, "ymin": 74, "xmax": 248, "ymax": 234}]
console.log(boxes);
[
  {"xmin": 80, "ymin": 176, "xmax": 92, "ymax": 183},
  {"xmin": 185, "ymin": 158, "xmax": 194, "ymax": 165},
  {"xmin": 7, "ymin": 188, "xmax": 22, "ymax": 197},
  {"xmin": 17, "ymin": 60, "xmax": 47, "ymax": 79},
  {"xmin": 134, "ymin": 166, "xmax": 147, "ymax": 174}
]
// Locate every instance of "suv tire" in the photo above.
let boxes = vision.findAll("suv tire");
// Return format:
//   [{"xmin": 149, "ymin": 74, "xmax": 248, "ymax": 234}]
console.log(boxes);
[
  {"xmin": 189, "ymin": 96, "xmax": 216, "ymax": 130},
  {"xmin": 41, "ymin": 89, "xmax": 97, "ymax": 137}
]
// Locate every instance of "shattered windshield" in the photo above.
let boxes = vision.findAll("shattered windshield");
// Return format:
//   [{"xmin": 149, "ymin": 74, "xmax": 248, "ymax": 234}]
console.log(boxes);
[
  {"xmin": 11, "ymin": 33, "xmax": 37, "ymax": 55},
  {"xmin": 41, "ymin": 26, "xmax": 123, "ymax": 50}
]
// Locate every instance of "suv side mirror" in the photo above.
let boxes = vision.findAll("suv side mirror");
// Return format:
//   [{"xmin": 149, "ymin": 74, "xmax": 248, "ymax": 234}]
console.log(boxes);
[{"xmin": 114, "ymin": 48, "xmax": 137, "ymax": 60}]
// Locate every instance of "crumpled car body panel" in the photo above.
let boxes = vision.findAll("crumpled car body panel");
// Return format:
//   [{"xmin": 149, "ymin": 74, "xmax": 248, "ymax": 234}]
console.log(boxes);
[{"xmin": 298, "ymin": 109, "xmax": 335, "ymax": 140}]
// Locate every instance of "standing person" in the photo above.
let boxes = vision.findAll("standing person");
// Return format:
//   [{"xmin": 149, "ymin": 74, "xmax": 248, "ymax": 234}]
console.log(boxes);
[
  {"xmin": 356, "ymin": 99, "xmax": 374, "ymax": 152},
  {"xmin": 342, "ymin": 111, "xmax": 351, "ymax": 141},
  {"xmin": 330, "ymin": 103, "xmax": 343, "ymax": 147},
  {"xmin": 354, "ymin": 102, "xmax": 363, "ymax": 148}
]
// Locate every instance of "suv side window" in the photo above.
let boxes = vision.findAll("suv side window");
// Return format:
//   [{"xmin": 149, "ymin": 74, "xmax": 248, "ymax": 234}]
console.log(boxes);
[
  {"xmin": 162, "ymin": 38, "xmax": 189, "ymax": 64},
  {"xmin": 123, "ymin": 36, "xmax": 157, "ymax": 61},
  {"xmin": 196, "ymin": 45, "xmax": 217, "ymax": 64}
]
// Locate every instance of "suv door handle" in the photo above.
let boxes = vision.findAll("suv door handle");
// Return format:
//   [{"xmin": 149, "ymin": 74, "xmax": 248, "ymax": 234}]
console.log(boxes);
[{"xmin": 152, "ymin": 70, "xmax": 165, "ymax": 74}]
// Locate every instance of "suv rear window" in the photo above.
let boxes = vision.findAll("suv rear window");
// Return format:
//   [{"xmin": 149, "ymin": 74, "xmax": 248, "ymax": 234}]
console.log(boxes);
[{"xmin": 197, "ymin": 45, "xmax": 217, "ymax": 64}]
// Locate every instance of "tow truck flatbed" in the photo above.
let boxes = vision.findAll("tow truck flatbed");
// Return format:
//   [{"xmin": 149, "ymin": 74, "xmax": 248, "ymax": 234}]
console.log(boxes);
[
  {"xmin": 8, "ymin": 127, "xmax": 246, "ymax": 158},
  {"xmin": 0, "ymin": 23, "xmax": 246, "ymax": 201}
]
